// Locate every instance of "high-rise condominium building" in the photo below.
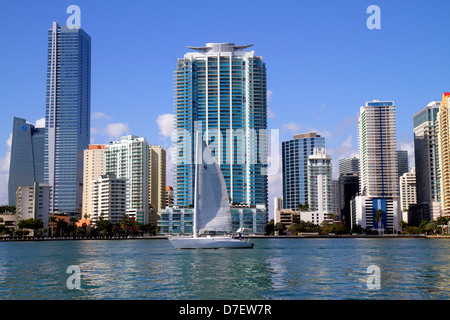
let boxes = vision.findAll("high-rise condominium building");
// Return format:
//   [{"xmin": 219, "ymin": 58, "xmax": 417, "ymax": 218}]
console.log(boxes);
[
  {"xmin": 399, "ymin": 169, "xmax": 417, "ymax": 222},
  {"xmin": 437, "ymin": 92, "xmax": 450, "ymax": 217},
  {"xmin": 352, "ymin": 100, "xmax": 401, "ymax": 233},
  {"xmin": 149, "ymin": 145, "xmax": 166, "ymax": 224},
  {"xmin": 282, "ymin": 132, "xmax": 325, "ymax": 210},
  {"xmin": 307, "ymin": 147, "xmax": 333, "ymax": 214},
  {"xmin": 8, "ymin": 117, "xmax": 46, "ymax": 206},
  {"xmin": 90, "ymin": 174, "xmax": 127, "ymax": 224},
  {"xmin": 15, "ymin": 182, "xmax": 52, "ymax": 234},
  {"xmin": 82, "ymin": 145, "xmax": 106, "ymax": 219},
  {"xmin": 411, "ymin": 101, "xmax": 440, "ymax": 221},
  {"xmin": 105, "ymin": 135, "xmax": 149, "ymax": 224},
  {"xmin": 44, "ymin": 21, "xmax": 91, "ymax": 214},
  {"xmin": 173, "ymin": 43, "xmax": 268, "ymax": 210}
]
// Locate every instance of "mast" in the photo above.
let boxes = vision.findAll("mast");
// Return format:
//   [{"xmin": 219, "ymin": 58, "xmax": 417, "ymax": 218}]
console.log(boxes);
[{"xmin": 193, "ymin": 130, "xmax": 200, "ymax": 238}]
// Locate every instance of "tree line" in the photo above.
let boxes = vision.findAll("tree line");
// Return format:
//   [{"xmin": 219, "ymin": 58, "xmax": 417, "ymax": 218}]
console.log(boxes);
[{"xmin": 0, "ymin": 214, "xmax": 160, "ymax": 238}]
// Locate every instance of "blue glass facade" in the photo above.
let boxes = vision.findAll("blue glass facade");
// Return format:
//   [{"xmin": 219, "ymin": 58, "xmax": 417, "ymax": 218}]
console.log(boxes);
[
  {"xmin": 282, "ymin": 133, "xmax": 325, "ymax": 210},
  {"xmin": 173, "ymin": 43, "xmax": 268, "ymax": 209},
  {"xmin": 44, "ymin": 22, "xmax": 91, "ymax": 213},
  {"xmin": 8, "ymin": 117, "xmax": 46, "ymax": 205}
]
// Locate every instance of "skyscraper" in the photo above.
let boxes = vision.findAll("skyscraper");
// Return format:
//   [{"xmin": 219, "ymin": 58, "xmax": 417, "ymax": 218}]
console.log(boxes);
[
  {"xmin": 282, "ymin": 132, "xmax": 325, "ymax": 210},
  {"xmin": 8, "ymin": 117, "xmax": 46, "ymax": 206},
  {"xmin": 437, "ymin": 93, "xmax": 450, "ymax": 217},
  {"xmin": 411, "ymin": 101, "xmax": 440, "ymax": 221},
  {"xmin": 352, "ymin": 100, "xmax": 401, "ymax": 233},
  {"xmin": 44, "ymin": 21, "xmax": 91, "ymax": 214},
  {"xmin": 397, "ymin": 150, "xmax": 409, "ymax": 178},
  {"xmin": 173, "ymin": 43, "xmax": 268, "ymax": 209},
  {"xmin": 307, "ymin": 147, "xmax": 333, "ymax": 214},
  {"xmin": 105, "ymin": 135, "xmax": 149, "ymax": 224}
]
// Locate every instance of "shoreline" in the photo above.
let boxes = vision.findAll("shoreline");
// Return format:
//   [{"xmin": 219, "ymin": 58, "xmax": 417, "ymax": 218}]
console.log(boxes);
[{"xmin": 1, "ymin": 234, "xmax": 449, "ymax": 241}]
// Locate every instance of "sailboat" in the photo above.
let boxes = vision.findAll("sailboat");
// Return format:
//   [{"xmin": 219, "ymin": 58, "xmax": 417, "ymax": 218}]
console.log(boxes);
[{"xmin": 168, "ymin": 132, "xmax": 254, "ymax": 249}]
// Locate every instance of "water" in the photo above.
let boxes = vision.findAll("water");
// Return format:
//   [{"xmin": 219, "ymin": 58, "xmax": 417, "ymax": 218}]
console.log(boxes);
[{"xmin": 0, "ymin": 238, "xmax": 449, "ymax": 300}]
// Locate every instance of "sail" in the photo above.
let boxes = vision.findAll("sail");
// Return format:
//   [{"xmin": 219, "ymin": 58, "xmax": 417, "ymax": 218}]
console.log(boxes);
[{"xmin": 195, "ymin": 137, "xmax": 233, "ymax": 235}]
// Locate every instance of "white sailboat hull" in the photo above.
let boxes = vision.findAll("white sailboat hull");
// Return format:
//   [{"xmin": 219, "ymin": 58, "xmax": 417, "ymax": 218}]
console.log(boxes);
[{"xmin": 168, "ymin": 236, "xmax": 254, "ymax": 249}]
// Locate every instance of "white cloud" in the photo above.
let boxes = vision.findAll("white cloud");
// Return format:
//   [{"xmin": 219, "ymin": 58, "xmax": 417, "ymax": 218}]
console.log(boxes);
[
  {"xmin": 105, "ymin": 122, "xmax": 130, "ymax": 139},
  {"xmin": 267, "ymin": 90, "xmax": 273, "ymax": 103},
  {"xmin": 267, "ymin": 107, "xmax": 276, "ymax": 119},
  {"xmin": 92, "ymin": 111, "xmax": 112, "ymax": 120},
  {"xmin": 281, "ymin": 122, "xmax": 302, "ymax": 134},
  {"xmin": 35, "ymin": 117, "xmax": 45, "ymax": 128},
  {"xmin": 157, "ymin": 113, "xmax": 174, "ymax": 139}
]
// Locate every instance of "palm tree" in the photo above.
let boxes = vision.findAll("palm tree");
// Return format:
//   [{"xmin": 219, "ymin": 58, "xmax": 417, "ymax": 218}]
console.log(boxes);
[
  {"xmin": 48, "ymin": 216, "xmax": 57, "ymax": 238},
  {"xmin": 375, "ymin": 209, "xmax": 383, "ymax": 235},
  {"xmin": 399, "ymin": 220, "xmax": 407, "ymax": 234}
]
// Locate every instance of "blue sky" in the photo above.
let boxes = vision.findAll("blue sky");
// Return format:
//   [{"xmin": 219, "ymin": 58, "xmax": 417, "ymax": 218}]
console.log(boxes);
[{"xmin": 1, "ymin": 0, "xmax": 450, "ymax": 215}]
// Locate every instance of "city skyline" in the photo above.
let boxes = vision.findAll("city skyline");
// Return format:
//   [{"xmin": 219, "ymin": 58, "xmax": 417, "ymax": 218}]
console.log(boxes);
[{"xmin": 2, "ymin": 1, "xmax": 450, "ymax": 217}]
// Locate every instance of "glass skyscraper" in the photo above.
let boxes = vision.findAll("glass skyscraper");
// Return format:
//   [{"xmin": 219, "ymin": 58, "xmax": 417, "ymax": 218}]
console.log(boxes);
[
  {"xmin": 173, "ymin": 43, "xmax": 268, "ymax": 209},
  {"xmin": 8, "ymin": 117, "xmax": 46, "ymax": 206},
  {"xmin": 44, "ymin": 21, "xmax": 91, "ymax": 213},
  {"xmin": 282, "ymin": 132, "xmax": 325, "ymax": 210}
]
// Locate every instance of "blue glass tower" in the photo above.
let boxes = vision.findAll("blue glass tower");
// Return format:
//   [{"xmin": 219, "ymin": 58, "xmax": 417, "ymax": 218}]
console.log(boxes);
[
  {"xmin": 173, "ymin": 43, "xmax": 268, "ymax": 209},
  {"xmin": 282, "ymin": 132, "xmax": 325, "ymax": 210},
  {"xmin": 44, "ymin": 21, "xmax": 91, "ymax": 213},
  {"xmin": 8, "ymin": 117, "xmax": 46, "ymax": 206}
]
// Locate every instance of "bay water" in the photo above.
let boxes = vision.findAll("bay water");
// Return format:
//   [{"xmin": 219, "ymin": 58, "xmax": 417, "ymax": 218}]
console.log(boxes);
[{"xmin": 0, "ymin": 238, "xmax": 449, "ymax": 300}]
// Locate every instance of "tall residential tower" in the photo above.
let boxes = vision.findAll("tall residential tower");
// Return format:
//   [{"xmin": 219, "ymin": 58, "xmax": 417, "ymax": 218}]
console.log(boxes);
[
  {"xmin": 173, "ymin": 43, "xmax": 268, "ymax": 210},
  {"xmin": 352, "ymin": 100, "xmax": 401, "ymax": 233}
]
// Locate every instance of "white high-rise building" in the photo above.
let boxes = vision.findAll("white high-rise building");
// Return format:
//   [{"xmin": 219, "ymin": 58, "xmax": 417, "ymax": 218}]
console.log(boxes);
[
  {"xmin": 90, "ymin": 174, "xmax": 127, "ymax": 224},
  {"xmin": 352, "ymin": 100, "xmax": 401, "ymax": 233},
  {"xmin": 307, "ymin": 147, "xmax": 333, "ymax": 214},
  {"xmin": 105, "ymin": 135, "xmax": 149, "ymax": 224},
  {"xmin": 399, "ymin": 169, "xmax": 417, "ymax": 223}
]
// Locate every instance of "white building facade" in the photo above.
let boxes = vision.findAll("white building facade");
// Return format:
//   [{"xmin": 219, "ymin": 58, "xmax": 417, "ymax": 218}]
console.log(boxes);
[
  {"xmin": 105, "ymin": 135, "xmax": 150, "ymax": 224},
  {"xmin": 90, "ymin": 174, "xmax": 127, "ymax": 224}
]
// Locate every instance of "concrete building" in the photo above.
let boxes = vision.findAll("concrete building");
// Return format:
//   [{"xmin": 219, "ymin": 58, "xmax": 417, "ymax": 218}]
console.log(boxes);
[
  {"xmin": 166, "ymin": 186, "xmax": 174, "ymax": 207},
  {"xmin": 90, "ymin": 174, "xmax": 127, "ymax": 224},
  {"xmin": 82, "ymin": 145, "xmax": 105, "ymax": 219},
  {"xmin": 15, "ymin": 182, "xmax": 52, "ymax": 233},
  {"xmin": 437, "ymin": 93, "xmax": 450, "ymax": 217},
  {"xmin": 307, "ymin": 147, "xmax": 333, "ymax": 214},
  {"xmin": 149, "ymin": 145, "xmax": 166, "ymax": 225},
  {"xmin": 399, "ymin": 169, "xmax": 417, "ymax": 223},
  {"xmin": 105, "ymin": 135, "xmax": 150, "ymax": 224}
]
